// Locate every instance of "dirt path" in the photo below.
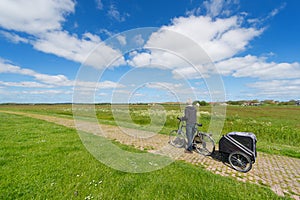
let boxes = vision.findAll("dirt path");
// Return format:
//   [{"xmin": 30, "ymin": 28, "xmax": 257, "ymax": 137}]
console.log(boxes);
[{"xmin": 2, "ymin": 111, "xmax": 300, "ymax": 199}]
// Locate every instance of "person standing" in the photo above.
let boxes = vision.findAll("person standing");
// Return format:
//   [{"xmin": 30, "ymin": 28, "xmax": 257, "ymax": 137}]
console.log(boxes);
[{"xmin": 182, "ymin": 99, "xmax": 197, "ymax": 153}]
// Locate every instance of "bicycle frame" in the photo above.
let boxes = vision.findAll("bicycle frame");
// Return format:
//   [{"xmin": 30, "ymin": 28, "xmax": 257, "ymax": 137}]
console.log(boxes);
[
  {"xmin": 177, "ymin": 119, "xmax": 186, "ymax": 134},
  {"xmin": 176, "ymin": 117, "xmax": 202, "ymax": 140}
]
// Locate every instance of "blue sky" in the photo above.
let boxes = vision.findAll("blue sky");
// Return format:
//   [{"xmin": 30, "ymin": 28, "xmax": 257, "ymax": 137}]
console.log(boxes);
[{"xmin": 0, "ymin": 0, "xmax": 299, "ymax": 103}]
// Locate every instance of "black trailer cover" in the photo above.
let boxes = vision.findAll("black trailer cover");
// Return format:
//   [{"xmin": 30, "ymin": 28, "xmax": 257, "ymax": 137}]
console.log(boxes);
[{"xmin": 219, "ymin": 132, "xmax": 257, "ymax": 161}]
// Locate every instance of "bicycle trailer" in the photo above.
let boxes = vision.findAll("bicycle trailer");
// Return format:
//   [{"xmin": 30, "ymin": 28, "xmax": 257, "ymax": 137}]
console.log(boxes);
[{"xmin": 219, "ymin": 132, "xmax": 257, "ymax": 172}]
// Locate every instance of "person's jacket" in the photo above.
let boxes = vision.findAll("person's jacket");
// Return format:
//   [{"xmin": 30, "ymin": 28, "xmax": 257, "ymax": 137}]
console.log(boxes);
[{"xmin": 182, "ymin": 105, "xmax": 197, "ymax": 125}]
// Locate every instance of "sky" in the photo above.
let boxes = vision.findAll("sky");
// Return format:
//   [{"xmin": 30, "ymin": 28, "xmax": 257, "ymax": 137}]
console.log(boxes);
[{"xmin": 0, "ymin": 0, "xmax": 299, "ymax": 103}]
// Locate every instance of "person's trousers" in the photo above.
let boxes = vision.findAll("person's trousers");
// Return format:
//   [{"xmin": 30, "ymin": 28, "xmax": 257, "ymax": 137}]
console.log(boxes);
[{"xmin": 186, "ymin": 124, "xmax": 195, "ymax": 151}]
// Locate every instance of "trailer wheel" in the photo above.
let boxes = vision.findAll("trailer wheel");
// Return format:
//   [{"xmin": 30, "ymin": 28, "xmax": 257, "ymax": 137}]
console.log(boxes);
[{"xmin": 229, "ymin": 151, "xmax": 252, "ymax": 173}]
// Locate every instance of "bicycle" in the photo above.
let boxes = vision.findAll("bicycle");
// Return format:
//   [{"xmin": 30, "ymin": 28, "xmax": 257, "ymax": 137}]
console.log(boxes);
[{"xmin": 169, "ymin": 117, "xmax": 215, "ymax": 156}]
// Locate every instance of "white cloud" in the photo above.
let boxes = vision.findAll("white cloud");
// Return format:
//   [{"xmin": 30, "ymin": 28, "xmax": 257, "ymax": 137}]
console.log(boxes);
[
  {"xmin": 172, "ymin": 66, "xmax": 200, "ymax": 79},
  {"xmin": 145, "ymin": 82, "xmax": 183, "ymax": 90},
  {"xmin": 127, "ymin": 14, "xmax": 263, "ymax": 77},
  {"xmin": 144, "ymin": 81, "xmax": 200, "ymax": 98},
  {"xmin": 116, "ymin": 35, "xmax": 126, "ymax": 45},
  {"xmin": 83, "ymin": 42, "xmax": 126, "ymax": 69},
  {"xmin": 0, "ymin": 59, "xmax": 125, "ymax": 92},
  {"xmin": 0, "ymin": 81, "xmax": 52, "ymax": 88},
  {"xmin": 215, "ymin": 55, "xmax": 300, "ymax": 79},
  {"xmin": 0, "ymin": 59, "xmax": 73, "ymax": 86},
  {"xmin": 268, "ymin": 3, "xmax": 286, "ymax": 19},
  {"xmin": 132, "ymin": 34, "xmax": 145, "ymax": 46},
  {"xmin": 0, "ymin": 0, "xmax": 75, "ymax": 34},
  {"xmin": 20, "ymin": 31, "xmax": 125, "ymax": 68},
  {"xmin": 95, "ymin": 0, "xmax": 103, "ymax": 10},
  {"xmin": 99, "ymin": 29, "xmax": 114, "ymax": 37},
  {"xmin": 73, "ymin": 81, "xmax": 125, "ymax": 96},
  {"xmin": 97, "ymin": 81, "xmax": 124, "ymax": 89},
  {"xmin": 21, "ymin": 89, "xmax": 72, "ymax": 95},
  {"xmin": 203, "ymin": 0, "xmax": 239, "ymax": 18},
  {"xmin": 107, "ymin": 4, "xmax": 129, "ymax": 22},
  {"xmin": 203, "ymin": 0, "xmax": 225, "ymax": 18},
  {"xmin": 0, "ymin": 0, "xmax": 125, "ymax": 68},
  {"xmin": 110, "ymin": 81, "xmax": 200, "ymax": 103},
  {"xmin": 33, "ymin": 31, "xmax": 100, "ymax": 63},
  {"xmin": 125, "ymin": 14, "xmax": 262, "ymax": 82},
  {"xmin": 247, "ymin": 79, "xmax": 300, "ymax": 99},
  {"xmin": 0, "ymin": 30, "xmax": 29, "ymax": 44},
  {"xmin": 186, "ymin": 7, "xmax": 202, "ymax": 16},
  {"xmin": 161, "ymin": 15, "xmax": 263, "ymax": 62},
  {"xmin": 31, "ymin": 30, "xmax": 125, "ymax": 69},
  {"xmin": 127, "ymin": 52, "xmax": 152, "ymax": 67}
]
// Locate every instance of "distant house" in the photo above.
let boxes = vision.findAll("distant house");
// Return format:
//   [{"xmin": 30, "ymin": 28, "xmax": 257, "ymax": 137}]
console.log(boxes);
[
  {"xmin": 296, "ymin": 100, "xmax": 300, "ymax": 106},
  {"xmin": 241, "ymin": 101, "xmax": 262, "ymax": 106}
]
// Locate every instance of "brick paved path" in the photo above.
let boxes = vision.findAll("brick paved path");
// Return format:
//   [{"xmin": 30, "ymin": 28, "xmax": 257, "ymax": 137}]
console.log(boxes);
[{"xmin": 2, "ymin": 111, "xmax": 300, "ymax": 199}]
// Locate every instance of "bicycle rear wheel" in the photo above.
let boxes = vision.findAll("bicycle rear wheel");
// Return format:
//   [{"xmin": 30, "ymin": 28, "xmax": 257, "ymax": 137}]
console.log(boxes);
[
  {"xmin": 169, "ymin": 130, "xmax": 186, "ymax": 148},
  {"xmin": 194, "ymin": 133, "xmax": 215, "ymax": 156}
]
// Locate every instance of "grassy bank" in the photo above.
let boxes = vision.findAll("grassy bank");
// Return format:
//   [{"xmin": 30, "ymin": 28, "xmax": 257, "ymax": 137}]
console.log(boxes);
[{"xmin": 0, "ymin": 112, "xmax": 287, "ymax": 199}]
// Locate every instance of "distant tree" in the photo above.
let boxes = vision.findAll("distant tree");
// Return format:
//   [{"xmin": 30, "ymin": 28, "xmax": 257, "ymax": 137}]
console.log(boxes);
[
  {"xmin": 199, "ymin": 100, "xmax": 208, "ymax": 106},
  {"xmin": 288, "ymin": 100, "xmax": 296, "ymax": 105},
  {"xmin": 227, "ymin": 100, "xmax": 247, "ymax": 105},
  {"xmin": 227, "ymin": 101, "xmax": 236, "ymax": 105},
  {"xmin": 262, "ymin": 100, "xmax": 275, "ymax": 105},
  {"xmin": 193, "ymin": 100, "xmax": 208, "ymax": 106},
  {"xmin": 250, "ymin": 99, "xmax": 259, "ymax": 104},
  {"xmin": 279, "ymin": 100, "xmax": 296, "ymax": 105}
]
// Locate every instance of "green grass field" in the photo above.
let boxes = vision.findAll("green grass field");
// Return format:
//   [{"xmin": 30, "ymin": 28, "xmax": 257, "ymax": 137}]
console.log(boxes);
[
  {"xmin": 0, "ymin": 112, "xmax": 289, "ymax": 199},
  {"xmin": 1, "ymin": 104, "xmax": 299, "ymax": 158}
]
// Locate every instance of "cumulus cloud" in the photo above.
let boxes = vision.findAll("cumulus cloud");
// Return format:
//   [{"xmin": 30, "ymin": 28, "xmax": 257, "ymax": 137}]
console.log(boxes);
[
  {"xmin": 32, "ymin": 30, "xmax": 126, "ymax": 68},
  {"xmin": 213, "ymin": 54, "xmax": 300, "ymax": 99},
  {"xmin": 126, "ymin": 13, "xmax": 263, "ymax": 82},
  {"xmin": 215, "ymin": 55, "xmax": 300, "ymax": 79},
  {"xmin": 173, "ymin": 54, "xmax": 300, "ymax": 90},
  {"xmin": 0, "ymin": 59, "xmax": 72, "ymax": 86},
  {"xmin": 0, "ymin": 0, "xmax": 75, "ymax": 34},
  {"xmin": 153, "ymin": 15, "xmax": 263, "ymax": 62},
  {"xmin": 33, "ymin": 31, "xmax": 100, "ymax": 63},
  {"xmin": 0, "ymin": 59, "xmax": 124, "ymax": 92},
  {"xmin": 131, "ymin": 16, "xmax": 260, "ymax": 63},
  {"xmin": 0, "ymin": 0, "xmax": 125, "ymax": 69},
  {"xmin": 247, "ymin": 79, "xmax": 300, "ymax": 99}
]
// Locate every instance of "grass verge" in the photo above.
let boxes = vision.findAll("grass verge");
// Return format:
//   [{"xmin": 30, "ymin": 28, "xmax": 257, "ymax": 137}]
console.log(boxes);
[{"xmin": 0, "ymin": 112, "xmax": 289, "ymax": 199}]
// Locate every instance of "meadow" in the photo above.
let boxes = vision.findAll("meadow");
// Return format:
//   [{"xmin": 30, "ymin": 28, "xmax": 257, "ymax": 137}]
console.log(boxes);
[
  {"xmin": 1, "ymin": 103, "xmax": 299, "ymax": 158},
  {"xmin": 0, "ymin": 111, "xmax": 290, "ymax": 199}
]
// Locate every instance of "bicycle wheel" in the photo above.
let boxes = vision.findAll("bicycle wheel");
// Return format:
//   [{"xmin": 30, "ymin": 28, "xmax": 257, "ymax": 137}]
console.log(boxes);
[
  {"xmin": 194, "ymin": 133, "xmax": 215, "ymax": 156},
  {"xmin": 229, "ymin": 151, "xmax": 252, "ymax": 173},
  {"xmin": 169, "ymin": 130, "xmax": 186, "ymax": 148}
]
